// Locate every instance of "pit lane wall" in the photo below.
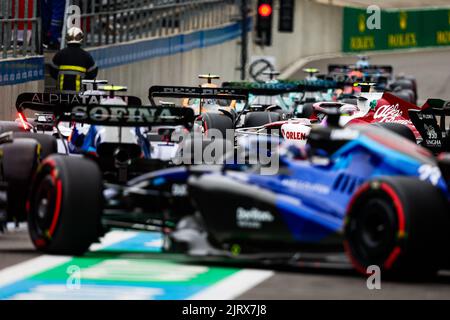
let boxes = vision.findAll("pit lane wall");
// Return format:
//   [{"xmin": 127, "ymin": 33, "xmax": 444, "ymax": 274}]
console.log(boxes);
[
  {"xmin": 89, "ymin": 22, "xmax": 244, "ymax": 100},
  {"xmin": 343, "ymin": 7, "xmax": 450, "ymax": 52},
  {"xmin": 251, "ymin": 0, "xmax": 343, "ymax": 73},
  {"xmin": 89, "ymin": 0, "xmax": 345, "ymax": 100},
  {"xmin": 0, "ymin": 57, "xmax": 45, "ymax": 120}
]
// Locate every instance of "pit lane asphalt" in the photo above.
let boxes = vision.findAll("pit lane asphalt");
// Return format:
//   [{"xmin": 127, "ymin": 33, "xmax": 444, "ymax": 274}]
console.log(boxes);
[{"xmin": 1, "ymin": 49, "xmax": 450, "ymax": 299}]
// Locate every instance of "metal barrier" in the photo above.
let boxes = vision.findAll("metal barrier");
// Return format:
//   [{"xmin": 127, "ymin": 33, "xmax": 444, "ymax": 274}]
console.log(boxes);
[
  {"xmin": 66, "ymin": 0, "xmax": 240, "ymax": 48},
  {"xmin": 0, "ymin": 0, "xmax": 41, "ymax": 58}
]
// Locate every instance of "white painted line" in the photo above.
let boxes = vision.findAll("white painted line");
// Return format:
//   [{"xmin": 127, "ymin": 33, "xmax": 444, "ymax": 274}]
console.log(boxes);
[
  {"xmin": 279, "ymin": 52, "xmax": 344, "ymax": 80},
  {"xmin": 0, "ymin": 255, "xmax": 72, "ymax": 288},
  {"xmin": 5, "ymin": 222, "xmax": 28, "ymax": 232},
  {"xmin": 187, "ymin": 269, "xmax": 274, "ymax": 300},
  {"xmin": 90, "ymin": 230, "xmax": 139, "ymax": 251},
  {"xmin": 0, "ymin": 230, "xmax": 139, "ymax": 290}
]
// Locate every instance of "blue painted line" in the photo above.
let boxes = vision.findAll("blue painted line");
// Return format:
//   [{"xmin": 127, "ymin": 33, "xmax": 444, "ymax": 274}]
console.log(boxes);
[
  {"xmin": 100, "ymin": 232, "xmax": 162, "ymax": 253},
  {"xmin": 0, "ymin": 231, "xmax": 241, "ymax": 300},
  {"xmin": 0, "ymin": 279, "xmax": 206, "ymax": 300}
]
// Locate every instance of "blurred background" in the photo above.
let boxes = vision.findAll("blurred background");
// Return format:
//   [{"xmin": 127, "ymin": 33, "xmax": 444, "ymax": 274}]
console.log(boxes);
[
  {"xmin": 1, "ymin": 0, "xmax": 450, "ymax": 300},
  {"xmin": 0, "ymin": 0, "xmax": 449, "ymax": 118}
]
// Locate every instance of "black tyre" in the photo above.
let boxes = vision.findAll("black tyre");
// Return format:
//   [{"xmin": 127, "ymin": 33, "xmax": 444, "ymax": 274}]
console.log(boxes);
[
  {"xmin": 0, "ymin": 121, "xmax": 24, "ymax": 134},
  {"xmin": 344, "ymin": 177, "xmax": 450, "ymax": 278},
  {"xmin": 390, "ymin": 79, "xmax": 414, "ymax": 91},
  {"xmin": 1, "ymin": 138, "xmax": 40, "ymax": 222},
  {"xmin": 403, "ymin": 76, "xmax": 418, "ymax": 99},
  {"xmin": 390, "ymin": 78, "xmax": 417, "ymax": 103},
  {"xmin": 13, "ymin": 132, "xmax": 58, "ymax": 159},
  {"xmin": 201, "ymin": 113, "xmax": 234, "ymax": 138},
  {"xmin": 371, "ymin": 122, "xmax": 416, "ymax": 143},
  {"xmin": 295, "ymin": 103, "xmax": 314, "ymax": 118},
  {"xmin": 391, "ymin": 89, "xmax": 416, "ymax": 104},
  {"xmin": 243, "ymin": 111, "xmax": 281, "ymax": 127},
  {"xmin": 27, "ymin": 155, "xmax": 103, "ymax": 255}
]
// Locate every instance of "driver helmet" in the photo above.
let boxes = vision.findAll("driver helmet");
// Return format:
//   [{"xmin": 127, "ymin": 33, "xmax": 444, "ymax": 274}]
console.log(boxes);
[{"xmin": 66, "ymin": 27, "xmax": 84, "ymax": 44}]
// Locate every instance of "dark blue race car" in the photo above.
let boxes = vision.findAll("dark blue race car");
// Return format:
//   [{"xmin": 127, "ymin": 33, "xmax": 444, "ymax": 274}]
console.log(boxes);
[{"xmin": 24, "ymin": 110, "xmax": 450, "ymax": 278}]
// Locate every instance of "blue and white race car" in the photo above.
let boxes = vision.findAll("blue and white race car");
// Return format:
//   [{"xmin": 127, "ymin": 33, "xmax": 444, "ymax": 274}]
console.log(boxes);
[{"xmin": 24, "ymin": 108, "xmax": 450, "ymax": 278}]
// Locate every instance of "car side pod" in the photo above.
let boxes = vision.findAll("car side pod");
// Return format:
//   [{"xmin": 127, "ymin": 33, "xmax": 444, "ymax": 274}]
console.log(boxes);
[
  {"xmin": 344, "ymin": 176, "xmax": 450, "ymax": 278},
  {"xmin": 184, "ymin": 173, "xmax": 341, "ymax": 255},
  {"xmin": 185, "ymin": 173, "xmax": 291, "ymax": 253}
]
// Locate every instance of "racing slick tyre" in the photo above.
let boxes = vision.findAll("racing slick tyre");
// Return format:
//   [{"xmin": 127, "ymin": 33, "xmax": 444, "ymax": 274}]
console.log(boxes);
[
  {"xmin": 200, "ymin": 113, "xmax": 234, "ymax": 138},
  {"xmin": 344, "ymin": 176, "xmax": 450, "ymax": 279},
  {"xmin": 1, "ymin": 138, "xmax": 40, "ymax": 222},
  {"xmin": 27, "ymin": 155, "xmax": 103, "ymax": 255},
  {"xmin": 371, "ymin": 122, "xmax": 416, "ymax": 143},
  {"xmin": 390, "ymin": 79, "xmax": 414, "ymax": 90},
  {"xmin": 402, "ymin": 76, "xmax": 418, "ymax": 99},
  {"xmin": 0, "ymin": 121, "xmax": 24, "ymax": 133},
  {"xmin": 12, "ymin": 132, "xmax": 58, "ymax": 159},
  {"xmin": 295, "ymin": 103, "xmax": 314, "ymax": 118},
  {"xmin": 392, "ymin": 89, "xmax": 416, "ymax": 104},
  {"xmin": 243, "ymin": 111, "xmax": 281, "ymax": 128},
  {"xmin": 390, "ymin": 78, "xmax": 417, "ymax": 103}
]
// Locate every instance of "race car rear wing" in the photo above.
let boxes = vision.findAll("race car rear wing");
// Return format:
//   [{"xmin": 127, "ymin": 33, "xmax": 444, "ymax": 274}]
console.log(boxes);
[
  {"xmin": 67, "ymin": 105, "xmax": 194, "ymax": 127},
  {"xmin": 16, "ymin": 92, "xmax": 143, "ymax": 112},
  {"xmin": 328, "ymin": 64, "xmax": 393, "ymax": 75},
  {"xmin": 421, "ymin": 99, "xmax": 450, "ymax": 114},
  {"xmin": 222, "ymin": 80, "xmax": 341, "ymax": 95},
  {"xmin": 148, "ymin": 86, "xmax": 249, "ymax": 106},
  {"xmin": 319, "ymin": 73, "xmax": 389, "ymax": 87},
  {"xmin": 16, "ymin": 92, "xmax": 194, "ymax": 127},
  {"xmin": 409, "ymin": 99, "xmax": 450, "ymax": 153}
]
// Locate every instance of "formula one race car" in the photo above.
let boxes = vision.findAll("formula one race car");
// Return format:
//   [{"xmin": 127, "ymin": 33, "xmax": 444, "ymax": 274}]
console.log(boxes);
[
  {"xmin": 289, "ymin": 83, "xmax": 449, "ymax": 154},
  {"xmin": 326, "ymin": 60, "xmax": 418, "ymax": 104},
  {"xmin": 171, "ymin": 113, "xmax": 450, "ymax": 278},
  {"xmin": 221, "ymin": 79, "xmax": 339, "ymax": 128},
  {"xmin": 0, "ymin": 92, "xmax": 195, "ymax": 228},
  {"xmin": 25, "ymin": 107, "xmax": 450, "ymax": 278},
  {"xmin": 181, "ymin": 74, "xmax": 237, "ymax": 113},
  {"xmin": 227, "ymin": 82, "xmax": 418, "ymax": 149},
  {"xmin": 149, "ymin": 84, "xmax": 249, "ymax": 137}
]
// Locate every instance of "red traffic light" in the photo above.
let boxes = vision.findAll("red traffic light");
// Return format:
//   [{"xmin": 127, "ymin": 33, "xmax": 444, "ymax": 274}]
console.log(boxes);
[{"xmin": 258, "ymin": 4, "xmax": 272, "ymax": 17}]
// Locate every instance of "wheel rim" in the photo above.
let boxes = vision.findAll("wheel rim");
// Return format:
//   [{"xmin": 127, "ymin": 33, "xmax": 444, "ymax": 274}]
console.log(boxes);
[
  {"xmin": 31, "ymin": 175, "xmax": 57, "ymax": 239},
  {"xmin": 348, "ymin": 195, "xmax": 398, "ymax": 265}
]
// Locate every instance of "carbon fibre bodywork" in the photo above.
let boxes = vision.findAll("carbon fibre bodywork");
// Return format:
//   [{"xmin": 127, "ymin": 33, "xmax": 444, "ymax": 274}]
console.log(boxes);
[{"xmin": 99, "ymin": 121, "xmax": 449, "ymax": 258}]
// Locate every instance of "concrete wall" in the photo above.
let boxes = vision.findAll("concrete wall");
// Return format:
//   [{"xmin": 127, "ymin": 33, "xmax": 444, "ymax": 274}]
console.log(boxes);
[
  {"xmin": 93, "ymin": 0, "xmax": 344, "ymax": 101},
  {"xmin": 96, "ymin": 36, "xmax": 241, "ymax": 101},
  {"xmin": 251, "ymin": 0, "xmax": 343, "ymax": 74},
  {"xmin": 0, "ymin": 56, "xmax": 45, "ymax": 120},
  {"xmin": 0, "ymin": 80, "xmax": 43, "ymax": 120}
]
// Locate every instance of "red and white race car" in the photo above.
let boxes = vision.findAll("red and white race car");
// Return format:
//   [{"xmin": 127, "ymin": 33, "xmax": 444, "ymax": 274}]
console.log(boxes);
[{"xmin": 237, "ymin": 90, "xmax": 447, "ymax": 154}]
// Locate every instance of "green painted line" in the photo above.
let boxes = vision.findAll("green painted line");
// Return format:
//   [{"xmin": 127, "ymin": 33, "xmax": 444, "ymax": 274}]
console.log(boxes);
[
  {"xmin": 31, "ymin": 254, "xmax": 240, "ymax": 286},
  {"xmin": 0, "ymin": 232, "xmax": 250, "ymax": 299}
]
